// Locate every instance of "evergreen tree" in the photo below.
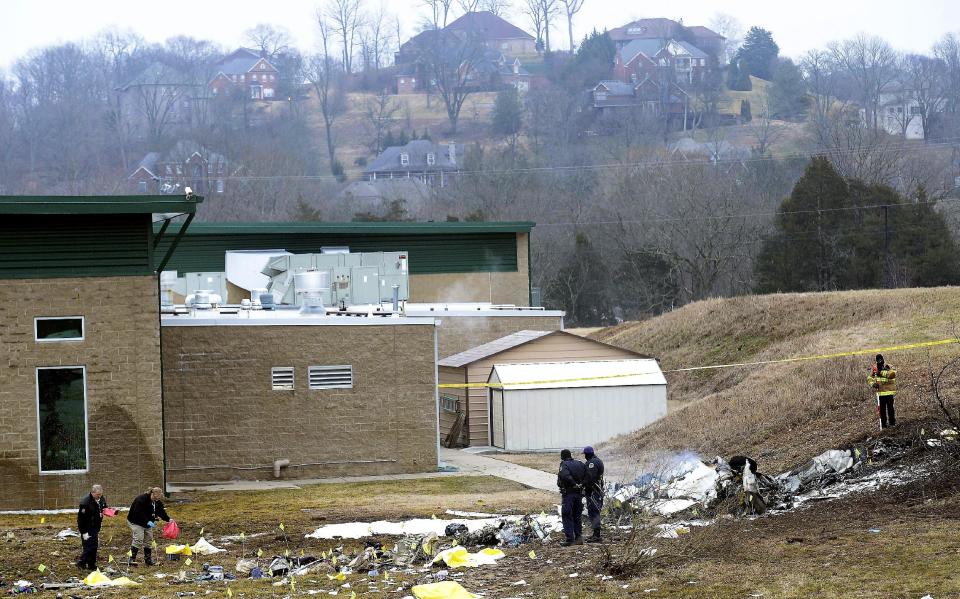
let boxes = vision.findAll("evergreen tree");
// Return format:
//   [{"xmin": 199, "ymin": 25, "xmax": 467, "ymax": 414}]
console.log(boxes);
[
  {"xmin": 768, "ymin": 58, "xmax": 808, "ymax": 119},
  {"xmin": 756, "ymin": 157, "xmax": 960, "ymax": 292},
  {"xmin": 491, "ymin": 87, "xmax": 523, "ymax": 135},
  {"xmin": 382, "ymin": 130, "xmax": 396, "ymax": 148},
  {"xmin": 726, "ymin": 58, "xmax": 752, "ymax": 91},
  {"xmin": 737, "ymin": 27, "xmax": 779, "ymax": 80}
]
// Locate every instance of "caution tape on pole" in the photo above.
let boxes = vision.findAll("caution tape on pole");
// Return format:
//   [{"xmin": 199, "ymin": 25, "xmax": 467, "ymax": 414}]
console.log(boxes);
[{"xmin": 435, "ymin": 337, "xmax": 960, "ymax": 389}]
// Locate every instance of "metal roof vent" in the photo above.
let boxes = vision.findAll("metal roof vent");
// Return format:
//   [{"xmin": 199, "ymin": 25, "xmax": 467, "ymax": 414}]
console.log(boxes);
[
  {"xmin": 295, "ymin": 270, "xmax": 330, "ymax": 315},
  {"xmin": 185, "ymin": 289, "xmax": 222, "ymax": 310}
]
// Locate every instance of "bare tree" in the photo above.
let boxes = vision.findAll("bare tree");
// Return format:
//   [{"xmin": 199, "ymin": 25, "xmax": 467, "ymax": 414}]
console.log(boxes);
[
  {"xmin": 709, "ymin": 13, "xmax": 743, "ymax": 65},
  {"xmin": 323, "ymin": 0, "xmax": 365, "ymax": 74},
  {"xmin": 480, "ymin": 0, "xmax": 511, "ymax": 16},
  {"xmin": 801, "ymin": 49, "xmax": 843, "ymax": 132},
  {"xmin": 747, "ymin": 104, "xmax": 785, "ymax": 156},
  {"xmin": 423, "ymin": 0, "xmax": 456, "ymax": 28},
  {"xmin": 830, "ymin": 34, "xmax": 900, "ymax": 131},
  {"xmin": 305, "ymin": 16, "xmax": 347, "ymax": 170},
  {"xmin": 934, "ymin": 33, "xmax": 960, "ymax": 115},
  {"xmin": 456, "ymin": 0, "xmax": 481, "ymax": 12},
  {"xmin": 560, "ymin": 0, "xmax": 585, "ymax": 51},
  {"xmin": 522, "ymin": 0, "xmax": 544, "ymax": 50},
  {"xmin": 540, "ymin": 0, "xmax": 559, "ymax": 53},
  {"xmin": 365, "ymin": 89, "xmax": 400, "ymax": 153},
  {"xmin": 244, "ymin": 24, "xmax": 292, "ymax": 61},
  {"xmin": 359, "ymin": 2, "xmax": 392, "ymax": 72},
  {"xmin": 912, "ymin": 52, "xmax": 948, "ymax": 137}
]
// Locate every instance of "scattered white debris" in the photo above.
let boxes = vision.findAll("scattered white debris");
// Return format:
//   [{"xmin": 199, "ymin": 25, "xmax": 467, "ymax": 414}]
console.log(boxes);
[
  {"xmin": 443, "ymin": 510, "xmax": 503, "ymax": 518},
  {"xmin": 306, "ymin": 514, "xmax": 562, "ymax": 540},
  {"xmin": 55, "ymin": 528, "xmax": 81, "ymax": 540},
  {"xmin": 190, "ymin": 537, "xmax": 226, "ymax": 555},
  {"xmin": 568, "ymin": 573, "xmax": 579, "ymax": 578}
]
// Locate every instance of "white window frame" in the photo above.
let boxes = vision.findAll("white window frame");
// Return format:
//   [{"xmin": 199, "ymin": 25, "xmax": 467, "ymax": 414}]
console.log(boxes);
[
  {"xmin": 308, "ymin": 365, "xmax": 354, "ymax": 390},
  {"xmin": 427, "ymin": 153, "xmax": 436, "ymax": 166},
  {"xmin": 34, "ymin": 316, "xmax": 85, "ymax": 342},
  {"xmin": 137, "ymin": 181, "xmax": 148, "ymax": 193},
  {"xmin": 400, "ymin": 153, "xmax": 409, "ymax": 166},
  {"xmin": 216, "ymin": 179, "xmax": 224, "ymax": 193},
  {"xmin": 36, "ymin": 365, "xmax": 89, "ymax": 475},
  {"xmin": 272, "ymin": 367, "xmax": 295, "ymax": 390}
]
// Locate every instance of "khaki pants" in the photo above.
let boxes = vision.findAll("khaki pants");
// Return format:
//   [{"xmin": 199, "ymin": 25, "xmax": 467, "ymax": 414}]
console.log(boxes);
[{"xmin": 128, "ymin": 521, "xmax": 154, "ymax": 550}]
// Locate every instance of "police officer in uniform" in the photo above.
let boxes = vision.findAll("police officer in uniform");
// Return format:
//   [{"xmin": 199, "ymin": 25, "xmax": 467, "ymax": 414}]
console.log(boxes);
[
  {"xmin": 557, "ymin": 449, "xmax": 587, "ymax": 546},
  {"xmin": 583, "ymin": 446, "xmax": 605, "ymax": 542}
]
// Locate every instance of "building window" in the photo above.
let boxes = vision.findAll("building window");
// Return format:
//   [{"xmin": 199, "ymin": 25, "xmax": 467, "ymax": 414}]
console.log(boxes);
[
  {"xmin": 137, "ymin": 181, "xmax": 148, "ymax": 193},
  {"xmin": 400, "ymin": 153, "xmax": 409, "ymax": 166},
  {"xmin": 216, "ymin": 179, "xmax": 224, "ymax": 193},
  {"xmin": 427, "ymin": 153, "xmax": 435, "ymax": 165},
  {"xmin": 272, "ymin": 367, "xmax": 295, "ymax": 390},
  {"xmin": 35, "ymin": 317, "xmax": 84, "ymax": 342},
  {"xmin": 910, "ymin": 106, "xmax": 922, "ymax": 116},
  {"xmin": 252, "ymin": 73, "xmax": 258, "ymax": 81},
  {"xmin": 251, "ymin": 86, "xmax": 262, "ymax": 99},
  {"xmin": 440, "ymin": 394, "xmax": 459, "ymax": 413},
  {"xmin": 36, "ymin": 366, "xmax": 88, "ymax": 474},
  {"xmin": 308, "ymin": 365, "xmax": 353, "ymax": 390}
]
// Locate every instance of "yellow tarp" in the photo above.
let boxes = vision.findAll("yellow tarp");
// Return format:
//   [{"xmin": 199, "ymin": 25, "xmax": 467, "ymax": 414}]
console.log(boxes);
[
  {"xmin": 165, "ymin": 544, "xmax": 193, "ymax": 555},
  {"xmin": 431, "ymin": 547, "xmax": 505, "ymax": 568},
  {"xmin": 411, "ymin": 581, "xmax": 479, "ymax": 599},
  {"xmin": 82, "ymin": 570, "xmax": 140, "ymax": 587}
]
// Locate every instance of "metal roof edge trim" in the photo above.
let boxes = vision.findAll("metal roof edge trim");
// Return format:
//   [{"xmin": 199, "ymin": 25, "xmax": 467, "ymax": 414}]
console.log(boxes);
[
  {"xmin": 161, "ymin": 316, "xmax": 439, "ymax": 327},
  {"xmin": 0, "ymin": 195, "xmax": 204, "ymax": 215},
  {"xmin": 156, "ymin": 221, "xmax": 535, "ymax": 235}
]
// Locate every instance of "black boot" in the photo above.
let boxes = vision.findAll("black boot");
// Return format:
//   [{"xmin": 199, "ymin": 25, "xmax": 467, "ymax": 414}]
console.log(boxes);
[
  {"xmin": 144, "ymin": 548, "xmax": 155, "ymax": 566},
  {"xmin": 128, "ymin": 546, "xmax": 139, "ymax": 567},
  {"xmin": 586, "ymin": 532, "xmax": 602, "ymax": 543}
]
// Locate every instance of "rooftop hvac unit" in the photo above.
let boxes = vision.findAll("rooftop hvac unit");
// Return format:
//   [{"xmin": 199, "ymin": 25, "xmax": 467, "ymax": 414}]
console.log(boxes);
[
  {"xmin": 295, "ymin": 270, "xmax": 330, "ymax": 314},
  {"xmin": 262, "ymin": 251, "xmax": 409, "ymax": 307}
]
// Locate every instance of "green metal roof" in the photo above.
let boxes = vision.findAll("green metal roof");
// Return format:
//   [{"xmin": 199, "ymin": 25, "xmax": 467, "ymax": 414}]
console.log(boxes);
[
  {"xmin": 161, "ymin": 221, "xmax": 534, "ymax": 235},
  {"xmin": 0, "ymin": 194, "xmax": 204, "ymax": 215}
]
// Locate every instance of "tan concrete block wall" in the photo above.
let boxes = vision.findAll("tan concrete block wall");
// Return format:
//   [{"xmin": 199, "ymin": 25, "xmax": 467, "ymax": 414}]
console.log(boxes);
[
  {"xmin": 409, "ymin": 233, "xmax": 530, "ymax": 305},
  {"xmin": 161, "ymin": 323, "xmax": 438, "ymax": 483},
  {"xmin": 436, "ymin": 315, "xmax": 563, "ymax": 359},
  {"xmin": 0, "ymin": 276, "xmax": 163, "ymax": 509}
]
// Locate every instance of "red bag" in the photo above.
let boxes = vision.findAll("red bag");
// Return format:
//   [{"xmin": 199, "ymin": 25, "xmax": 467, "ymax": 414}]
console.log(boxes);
[{"xmin": 161, "ymin": 519, "xmax": 180, "ymax": 540}]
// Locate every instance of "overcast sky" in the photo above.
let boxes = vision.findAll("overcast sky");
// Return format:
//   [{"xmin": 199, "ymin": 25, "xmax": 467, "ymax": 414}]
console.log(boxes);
[{"xmin": 2, "ymin": 0, "xmax": 958, "ymax": 70}]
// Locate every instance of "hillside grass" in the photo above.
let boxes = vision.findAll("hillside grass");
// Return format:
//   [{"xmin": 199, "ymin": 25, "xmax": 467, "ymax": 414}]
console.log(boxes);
[{"xmin": 592, "ymin": 287, "xmax": 960, "ymax": 474}]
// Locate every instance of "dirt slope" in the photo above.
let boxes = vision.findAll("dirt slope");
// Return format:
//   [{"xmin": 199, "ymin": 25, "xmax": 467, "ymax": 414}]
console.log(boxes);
[{"xmin": 591, "ymin": 287, "xmax": 960, "ymax": 475}]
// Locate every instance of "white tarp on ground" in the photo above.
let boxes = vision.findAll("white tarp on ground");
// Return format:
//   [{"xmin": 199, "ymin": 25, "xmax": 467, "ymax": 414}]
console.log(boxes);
[{"xmin": 306, "ymin": 515, "xmax": 563, "ymax": 540}]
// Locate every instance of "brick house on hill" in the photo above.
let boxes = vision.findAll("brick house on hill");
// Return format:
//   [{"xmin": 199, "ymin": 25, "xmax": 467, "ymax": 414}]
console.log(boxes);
[
  {"xmin": 209, "ymin": 48, "xmax": 279, "ymax": 100},
  {"xmin": 128, "ymin": 141, "xmax": 234, "ymax": 195},
  {"xmin": 608, "ymin": 18, "xmax": 724, "ymax": 62},
  {"xmin": 444, "ymin": 11, "xmax": 537, "ymax": 56}
]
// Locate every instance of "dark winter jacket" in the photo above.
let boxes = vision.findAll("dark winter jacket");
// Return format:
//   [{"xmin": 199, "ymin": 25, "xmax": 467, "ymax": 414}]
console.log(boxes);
[
  {"xmin": 127, "ymin": 493, "xmax": 170, "ymax": 528},
  {"xmin": 77, "ymin": 493, "xmax": 107, "ymax": 534},
  {"xmin": 585, "ymin": 455, "xmax": 605, "ymax": 495},
  {"xmin": 557, "ymin": 458, "xmax": 587, "ymax": 495}
]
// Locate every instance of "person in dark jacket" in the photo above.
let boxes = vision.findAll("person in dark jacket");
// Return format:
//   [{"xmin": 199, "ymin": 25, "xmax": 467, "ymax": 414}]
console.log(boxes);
[
  {"xmin": 76, "ymin": 485, "xmax": 107, "ymax": 570},
  {"xmin": 126, "ymin": 487, "xmax": 171, "ymax": 566},
  {"xmin": 583, "ymin": 446, "xmax": 605, "ymax": 543},
  {"xmin": 557, "ymin": 449, "xmax": 587, "ymax": 546}
]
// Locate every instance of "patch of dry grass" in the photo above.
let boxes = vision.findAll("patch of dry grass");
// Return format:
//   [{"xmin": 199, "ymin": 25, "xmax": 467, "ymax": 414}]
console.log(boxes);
[{"xmin": 593, "ymin": 287, "xmax": 960, "ymax": 474}]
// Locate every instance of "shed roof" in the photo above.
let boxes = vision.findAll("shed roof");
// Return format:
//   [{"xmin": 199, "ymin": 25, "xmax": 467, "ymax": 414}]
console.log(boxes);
[
  {"xmin": 162, "ymin": 221, "xmax": 532, "ymax": 235},
  {"xmin": 439, "ymin": 329, "xmax": 647, "ymax": 367},
  {"xmin": 490, "ymin": 359, "xmax": 666, "ymax": 390},
  {"xmin": 439, "ymin": 330, "xmax": 553, "ymax": 367},
  {"xmin": 0, "ymin": 195, "xmax": 204, "ymax": 215}
]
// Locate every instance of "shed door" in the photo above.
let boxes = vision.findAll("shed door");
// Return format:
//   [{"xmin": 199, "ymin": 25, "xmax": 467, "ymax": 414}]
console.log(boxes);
[{"xmin": 490, "ymin": 389, "xmax": 505, "ymax": 448}]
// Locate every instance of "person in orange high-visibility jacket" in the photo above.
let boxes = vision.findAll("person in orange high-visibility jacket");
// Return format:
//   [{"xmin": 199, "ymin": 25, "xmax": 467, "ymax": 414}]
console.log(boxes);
[{"xmin": 867, "ymin": 354, "xmax": 897, "ymax": 429}]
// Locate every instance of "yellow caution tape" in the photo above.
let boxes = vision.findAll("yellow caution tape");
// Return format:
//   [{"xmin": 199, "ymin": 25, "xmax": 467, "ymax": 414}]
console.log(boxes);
[{"xmin": 436, "ymin": 337, "xmax": 959, "ymax": 389}]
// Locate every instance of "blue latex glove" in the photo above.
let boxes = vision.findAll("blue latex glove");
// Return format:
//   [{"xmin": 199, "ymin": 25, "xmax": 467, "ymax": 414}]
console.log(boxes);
[{"xmin": 147, "ymin": 520, "xmax": 156, "ymax": 528}]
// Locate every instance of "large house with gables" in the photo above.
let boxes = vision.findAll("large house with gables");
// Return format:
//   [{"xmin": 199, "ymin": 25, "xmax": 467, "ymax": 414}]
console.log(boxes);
[{"xmin": 209, "ymin": 48, "xmax": 280, "ymax": 100}]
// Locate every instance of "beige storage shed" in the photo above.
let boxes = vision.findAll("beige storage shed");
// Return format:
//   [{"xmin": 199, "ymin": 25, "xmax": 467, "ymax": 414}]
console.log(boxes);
[
  {"xmin": 438, "ymin": 330, "xmax": 646, "ymax": 447},
  {"xmin": 488, "ymin": 360, "xmax": 667, "ymax": 451}
]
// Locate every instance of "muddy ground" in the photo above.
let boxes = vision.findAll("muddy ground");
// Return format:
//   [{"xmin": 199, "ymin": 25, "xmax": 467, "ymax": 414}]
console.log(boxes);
[{"xmin": 2, "ymin": 444, "xmax": 959, "ymax": 598}]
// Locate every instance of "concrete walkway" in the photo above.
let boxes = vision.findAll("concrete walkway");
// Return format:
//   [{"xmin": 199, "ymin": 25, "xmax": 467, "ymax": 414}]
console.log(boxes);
[
  {"xmin": 168, "ymin": 471, "xmax": 459, "ymax": 493},
  {"xmin": 439, "ymin": 447, "xmax": 557, "ymax": 493},
  {"xmin": 168, "ymin": 449, "xmax": 558, "ymax": 494}
]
